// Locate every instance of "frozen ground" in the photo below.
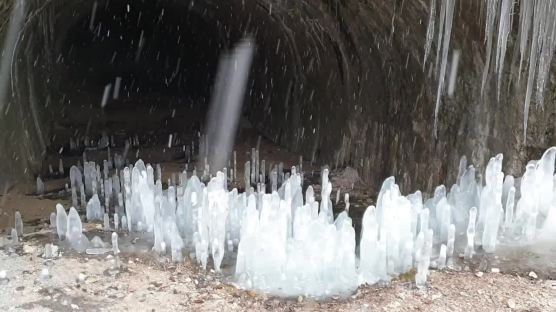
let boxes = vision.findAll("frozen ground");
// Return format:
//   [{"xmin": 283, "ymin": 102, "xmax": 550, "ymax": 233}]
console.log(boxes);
[{"xmin": 0, "ymin": 237, "xmax": 555, "ymax": 312}]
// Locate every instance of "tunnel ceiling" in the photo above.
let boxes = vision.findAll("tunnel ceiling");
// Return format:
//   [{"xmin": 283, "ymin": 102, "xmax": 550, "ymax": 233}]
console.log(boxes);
[{"xmin": 0, "ymin": 0, "xmax": 554, "ymax": 194}]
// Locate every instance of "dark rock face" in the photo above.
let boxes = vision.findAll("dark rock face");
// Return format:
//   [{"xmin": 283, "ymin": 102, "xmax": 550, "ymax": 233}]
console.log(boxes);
[{"xmin": 0, "ymin": 0, "xmax": 554, "ymax": 194}]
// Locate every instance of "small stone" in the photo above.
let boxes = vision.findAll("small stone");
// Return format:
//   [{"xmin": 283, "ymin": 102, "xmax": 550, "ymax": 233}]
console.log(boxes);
[
  {"xmin": 40, "ymin": 268, "xmax": 50, "ymax": 280},
  {"xmin": 71, "ymin": 304, "xmax": 79, "ymax": 310},
  {"xmin": 77, "ymin": 273, "xmax": 87, "ymax": 282},
  {"xmin": 23, "ymin": 244, "xmax": 36, "ymax": 254},
  {"xmin": 431, "ymin": 293, "xmax": 442, "ymax": 300},
  {"xmin": 475, "ymin": 271, "xmax": 484, "ymax": 278},
  {"xmin": 507, "ymin": 298, "xmax": 516, "ymax": 309},
  {"xmin": 528, "ymin": 271, "xmax": 538, "ymax": 279},
  {"xmin": 491, "ymin": 268, "xmax": 500, "ymax": 273},
  {"xmin": 297, "ymin": 295, "xmax": 303, "ymax": 303},
  {"xmin": 0, "ymin": 270, "xmax": 7, "ymax": 280}
]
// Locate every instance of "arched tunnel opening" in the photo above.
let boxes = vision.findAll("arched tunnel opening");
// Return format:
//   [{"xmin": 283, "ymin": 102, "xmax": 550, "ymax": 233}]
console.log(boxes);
[
  {"xmin": 50, "ymin": 0, "xmax": 222, "ymax": 158},
  {"xmin": 0, "ymin": 0, "xmax": 556, "ymax": 306}
]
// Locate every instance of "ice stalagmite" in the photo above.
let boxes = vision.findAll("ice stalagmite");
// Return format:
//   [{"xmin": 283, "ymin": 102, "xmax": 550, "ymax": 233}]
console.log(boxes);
[
  {"xmin": 49, "ymin": 212, "xmax": 56, "ymax": 228},
  {"xmin": 480, "ymin": 154, "xmax": 504, "ymax": 253},
  {"xmin": 112, "ymin": 232, "xmax": 120, "ymax": 269},
  {"xmin": 465, "ymin": 207, "xmax": 477, "ymax": 260},
  {"xmin": 114, "ymin": 213, "xmax": 119, "ymax": 231},
  {"xmin": 359, "ymin": 206, "xmax": 385, "ymax": 284},
  {"xmin": 207, "ymin": 173, "xmax": 228, "ymax": 271},
  {"xmin": 416, "ymin": 229, "xmax": 433, "ymax": 287},
  {"xmin": 11, "ymin": 228, "xmax": 18, "ymax": 244},
  {"xmin": 86, "ymin": 194, "xmax": 103, "ymax": 221},
  {"xmin": 504, "ymin": 186, "xmax": 515, "ymax": 230},
  {"xmin": 320, "ymin": 168, "xmax": 333, "ymax": 223},
  {"xmin": 67, "ymin": 207, "xmax": 90, "ymax": 252},
  {"xmin": 56, "ymin": 204, "xmax": 68, "ymax": 240},
  {"xmin": 36, "ymin": 177, "xmax": 45, "ymax": 195},
  {"xmin": 446, "ymin": 224, "xmax": 455, "ymax": 267},
  {"xmin": 437, "ymin": 244, "xmax": 447, "ymax": 269},
  {"xmin": 15, "ymin": 211, "xmax": 23, "ymax": 237}
]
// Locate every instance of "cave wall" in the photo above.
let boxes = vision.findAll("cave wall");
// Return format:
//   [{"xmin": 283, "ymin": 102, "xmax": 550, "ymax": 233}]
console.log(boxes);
[{"xmin": 0, "ymin": 0, "xmax": 554, "ymax": 195}]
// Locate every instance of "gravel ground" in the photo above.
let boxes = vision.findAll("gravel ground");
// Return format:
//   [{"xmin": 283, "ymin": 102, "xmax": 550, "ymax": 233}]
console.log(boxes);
[{"xmin": 1, "ymin": 238, "xmax": 555, "ymax": 312}]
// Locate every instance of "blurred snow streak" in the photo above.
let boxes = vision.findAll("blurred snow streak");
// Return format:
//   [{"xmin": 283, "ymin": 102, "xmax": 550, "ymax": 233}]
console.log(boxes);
[{"xmin": 205, "ymin": 38, "xmax": 255, "ymax": 171}]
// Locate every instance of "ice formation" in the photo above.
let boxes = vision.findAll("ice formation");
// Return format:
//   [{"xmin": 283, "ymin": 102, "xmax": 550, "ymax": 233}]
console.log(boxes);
[
  {"xmin": 424, "ymin": 1, "xmax": 556, "ymax": 141},
  {"xmin": 49, "ymin": 212, "xmax": 56, "ymax": 228},
  {"xmin": 67, "ymin": 207, "xmax": 90, "ymax": 252},
  {"xmin": 47, "ymin": 142, "xmax": 556, "ymax": 297},
  {"xmin": 55, "ymin": 204, "xmax": 67, "ymax": 240},
  {"xmin": 10, "ymin": 228, "xmax": 18, "ymax": 244},
  {"xmin": 36, "ymin": 176, "xmax": 44, "ymax": 195},
  {"xmin": 15, "ymin": 211, "xmax": 23, "ymax": 237},
  {"xmin": 112, "ymin": 232, "xmax": 120, "ymax": 269}
]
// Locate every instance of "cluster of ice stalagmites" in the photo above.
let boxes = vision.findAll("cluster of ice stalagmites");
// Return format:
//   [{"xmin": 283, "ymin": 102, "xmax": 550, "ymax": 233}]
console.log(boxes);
[
  {"xmin": 235, "ymin": 168, "xmax": 358, "ymax": 296},
  {"xmin": 50, "ymin": 146, "xmax": 556, "ymax": 297}
]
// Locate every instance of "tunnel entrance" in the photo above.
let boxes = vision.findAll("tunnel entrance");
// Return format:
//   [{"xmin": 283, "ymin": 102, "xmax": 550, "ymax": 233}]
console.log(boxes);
[{"xmin": 51, "ymin": 0, "xmax": 223, "ymax": 160}]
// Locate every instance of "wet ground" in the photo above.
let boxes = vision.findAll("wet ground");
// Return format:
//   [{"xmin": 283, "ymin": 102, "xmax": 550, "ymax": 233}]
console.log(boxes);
[{"xmin": 1, "ymin": 229, "xmax": 555, "ymax": 311}]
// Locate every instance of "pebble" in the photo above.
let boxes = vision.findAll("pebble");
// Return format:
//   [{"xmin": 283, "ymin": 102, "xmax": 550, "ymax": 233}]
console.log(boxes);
[
  {"xmin": 507, "ymin": 298, "xmax": 516, "ymax": 309},
  {"xmin": 491, "ymin": 268, "xmax": 500, "ymax": 273},
  {"xmin": 528, "ymin": 271, "xmax": 538, "ymax": 279},
  {"xmin": 297, "ymin": 296, "xmax": 303, "ymax": 303},
  {"xmin": 23, "ymin": 244, "xmax": 36, "ymax": 254},
  {"xmin": 78, "ymin": 273, "xmax": 87, "ymax": 282},
  {"xmin": 475, "ymin": 271, "xmax": 484, "ymax": 278},
  {"xmin": 40, "ymin": 268, "xmax": 50, "ymax": 280},
  {"xmin": 71, "ymin": 304, "xmax": 79, "ymax": 310},
  {"xmin": 0, "ymin": 270, "xmax": 7, "ymax": 279}
]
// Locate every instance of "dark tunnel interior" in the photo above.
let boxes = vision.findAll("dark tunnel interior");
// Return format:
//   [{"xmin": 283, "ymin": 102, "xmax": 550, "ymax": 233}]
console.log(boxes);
[
  {"xmin": 45, "ymin": 0, "xmax": 312, "ymax": 164},
  {"xmin": 54, "ymin": 0, "xmax": 240, "ymax": 148}
]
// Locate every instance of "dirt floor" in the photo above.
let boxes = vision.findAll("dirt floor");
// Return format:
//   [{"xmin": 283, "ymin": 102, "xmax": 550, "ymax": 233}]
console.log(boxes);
[{"xmin": 0, "ymin": 234, "xmax": 555, "ymax": 312}]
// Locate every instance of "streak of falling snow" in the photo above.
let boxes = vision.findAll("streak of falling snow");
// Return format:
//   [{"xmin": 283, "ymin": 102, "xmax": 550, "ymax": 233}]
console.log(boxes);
[{"xmin": 205, "ymin": 38, "xmax": 255, "ymax": 171}]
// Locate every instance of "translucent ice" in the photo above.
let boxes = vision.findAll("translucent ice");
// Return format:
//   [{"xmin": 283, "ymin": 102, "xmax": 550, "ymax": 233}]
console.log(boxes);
[
  {"xmin": 56, "ymin": 204, "xmax": 68, "ymax": 240},
  {"xmin": 36, "ymin": 176, "xmax": 45, "ymax": 195},
  {"xmin": 86, "ymin": 194, "xmax": 103, "ymax": 221},
  {"xmin": 67, "ymin": 207, "xmax": 90, "ymax": 252},
  {"xmin": 49, "ymin": 212, "xmax": 56, "ymax": 229},
  {"xmin": 15, "ymin": 211, "xmax": 23, "ymax": 237}
]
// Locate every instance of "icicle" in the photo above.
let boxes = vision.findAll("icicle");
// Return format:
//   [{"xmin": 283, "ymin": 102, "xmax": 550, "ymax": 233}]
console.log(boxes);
[
  {"xmin": 517, "ymin": 0, "xmax": 533, "ymax": 83},
  {"xmin": 433, "ymin": 0, "xmax": 456, "ymax": 138},
  {"xmin": 495, "ymin": 0, "xmax": 513, "ymax": 100},
  {"xmin": 423, "ymin": 0, "xmax": 437, "ymax": 68},
  {"xmin": 481, "ymin": 0, "xmax": 499, "ymax": 95}
]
